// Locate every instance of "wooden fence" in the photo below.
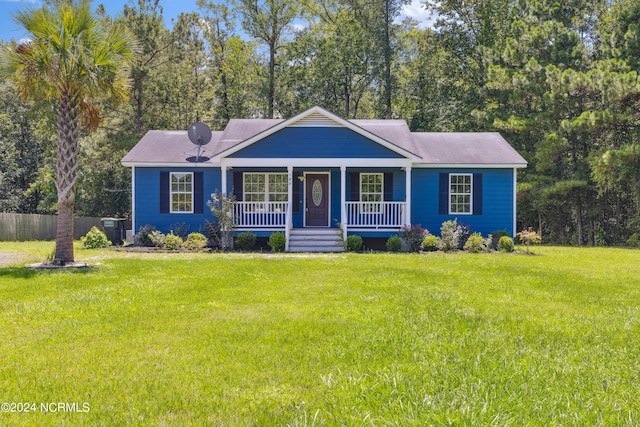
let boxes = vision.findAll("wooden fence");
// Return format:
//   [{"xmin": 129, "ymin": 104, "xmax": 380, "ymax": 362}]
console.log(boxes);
[{"xmin": 0, "ymin": 213, "xmax": 112, "ymax": 241}]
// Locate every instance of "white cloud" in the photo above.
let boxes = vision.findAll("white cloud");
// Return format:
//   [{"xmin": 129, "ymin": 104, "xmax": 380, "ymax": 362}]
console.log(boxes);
[{"xmin": 399, "ymin": 0, "xmax": 437, "ymax": 29}]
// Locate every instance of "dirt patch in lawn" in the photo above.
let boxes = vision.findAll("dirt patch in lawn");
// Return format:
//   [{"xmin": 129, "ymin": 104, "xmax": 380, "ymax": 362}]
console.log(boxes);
[{"xmin": 0, "ymin": 252, "xmax": 27, "ymax": 267}]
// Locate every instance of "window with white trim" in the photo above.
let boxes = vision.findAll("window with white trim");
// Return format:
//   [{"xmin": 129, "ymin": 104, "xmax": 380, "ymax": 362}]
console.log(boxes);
[
  {"xmin": 449, "ymin": 173, "xmax": 472, "ymax": 214},
  {"xmin": 360, "ymin": 173, "xmax": 383, "ymax": 213},
  {"xmin": 170, "ymin": 172, "xmax": 193, "ymax": 213},
  {"xmin": 243, "ymin": 173, "xmax": 288, "ymax": 211}
]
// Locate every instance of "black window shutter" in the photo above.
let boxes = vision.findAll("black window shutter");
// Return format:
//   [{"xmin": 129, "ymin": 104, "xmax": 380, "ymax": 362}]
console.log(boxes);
[
  {"xmin": 194, "ymin": 172, "xmax": 203, "ymax": 214},
  {"xmin": 350, "ymin": 172, "xmax": 360, "ymax": 201},
  {"xmin": 292, "ymin": 173, "xmax": 301, "ymax": 213},
  {"xmin": 160, "ymin": 171, "xmax": 170, "ymax": 213},
  {"xmin": 383, "ymin": 172, "xmax": 393, "ymax": 201},
  {"xmin": 232, "ymin": 171, "xmax": 243, "ymax": 201},
  {"xmin": 439, "ymin": 173, "xmax": 448, "ymax": 215},
  {"xmin": 473, "ymin": 173, "xmax": 482, "ymax": 215}
]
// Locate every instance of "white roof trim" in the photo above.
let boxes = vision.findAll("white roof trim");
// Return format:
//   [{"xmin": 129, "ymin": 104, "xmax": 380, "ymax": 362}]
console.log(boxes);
[
  {"xmin": 414, "ymin": 163, "xmax": 528, "ymax": 169},
  {"xmin": 212, "ymin": 106, "xmax": 422, "ymax": 162},
  {"xmin": 121, "ymin": 161, "xmax": 218, "ymax": 167}
]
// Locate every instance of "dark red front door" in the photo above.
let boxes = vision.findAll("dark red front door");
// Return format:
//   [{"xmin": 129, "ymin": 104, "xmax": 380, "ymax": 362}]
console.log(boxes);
[{"xmin": 306, "ymin": 174, "xmax": 329, "ymax": 226}]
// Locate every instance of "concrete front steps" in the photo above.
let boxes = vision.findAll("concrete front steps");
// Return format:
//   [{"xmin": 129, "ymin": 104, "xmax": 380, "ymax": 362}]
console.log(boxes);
[{"xmin": 288, "ymin": 228, "xmax": 345, "ymax": 252}]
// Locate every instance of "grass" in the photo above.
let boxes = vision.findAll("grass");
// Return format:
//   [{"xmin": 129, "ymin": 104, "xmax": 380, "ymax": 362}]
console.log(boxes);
[{"xmin": 0, "ymin": 243, "xmax": 639, "ymax": 426}]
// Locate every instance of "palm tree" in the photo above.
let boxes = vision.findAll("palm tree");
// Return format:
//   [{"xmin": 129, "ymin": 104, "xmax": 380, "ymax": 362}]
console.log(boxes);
[{"xmin": 1, "ymin": 0, "xmax": 136, "ymax": 264}]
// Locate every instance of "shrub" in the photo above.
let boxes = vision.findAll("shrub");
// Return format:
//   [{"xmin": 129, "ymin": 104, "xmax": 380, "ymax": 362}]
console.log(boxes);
[
  {"xmin": 627, "ymin": 233, "xmax": 639, "ymax": 247},
  {"xmin": 135, "ymin": 224, "xmax": 157, "ymax": 246},
  {"xmin": 439, "ymin": 219, "xmax": 461, "ymax": 252},
  {"xmin": 498, "ymin": 236, "xmax": 514, "ymax": 252},
  {"xmin": 346, "ymin": 235, "xmax": 363, "ymax": 252},
  {"xmin": 236, "ymin": 232, "xmax": 257, "ymax": 251},
  {"xmin": 268, "ymin": 232, "xmax": 286, "ymax": 252},
  {"xmin": 148, "ymin": 230, "xmax": 166, "ymax": 248},
  {"xmin": 182, "ymin": 232, "xmax": 207, "ymax": 251},
  {"xmin": 456, "ymin": 223, "xmax": 471, "ymax": 249},
  {"xmin": 490, "ymin": 230, "xmax": 510, "ymax": 250},
  {"xmin": 81, "ymin": 226, "xmax": 111, "ymax": 249},
  {"xmin": 517, "ymin": 228, "xmax": 542, "ymax": 254},
  {"xmin": 164, "ymin": 234, "xmax": 183, "ymax": 250},
  {"xmin": 463, "ymin": 232, "xmax": 484, "ymax": 253},
  {"xmin": 386, "ymin": 235, "xmax": 402, "ymax": 252},
  {"xmin": 169, "ymin": 222, "xmax": 190, "ymax": 239},
  {"xmin": 421, "ymin": 234, "xmax": 440, "ymax": 252},
  {"xmin": 400, "ymin": 224, "xmax": 428, "ymax": 252}
]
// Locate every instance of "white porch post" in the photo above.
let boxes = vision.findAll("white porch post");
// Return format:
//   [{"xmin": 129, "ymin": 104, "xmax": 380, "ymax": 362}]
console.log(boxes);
[
  {"xmin": 405, "ymin": 165, "xmax": 412, "ymax": 226},
  {"xmin": 286, "ymin": 166, "xmax": 293, "ymax": 251},
  {"xmin": 221, "ymin": 163, "xmax": 228, "ymax": 195},
  {"xmin": 513, "ymin": 168, "xmax": 517, "ymax": 238},
  {"xmin": 340, "ymin": 166, "xmax": 347, "ymax": 243}
]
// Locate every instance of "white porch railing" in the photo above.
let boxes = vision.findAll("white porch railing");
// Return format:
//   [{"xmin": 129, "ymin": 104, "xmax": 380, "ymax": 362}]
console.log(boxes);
[
  {"xmin": 233, "ymin": 201, "xmax": 288, "ymax": 228},
  {"xmin": 345, "ymin": 201, "xmax": 406, "ymax": 228}
]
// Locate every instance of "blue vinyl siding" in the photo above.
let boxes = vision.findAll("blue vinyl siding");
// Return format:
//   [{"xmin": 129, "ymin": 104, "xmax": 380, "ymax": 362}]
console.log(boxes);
[
  {"xmin": 134, "ymin": 167, "xmax": 220, "ymax": 234},
  {"xmin": 228, "ymin": 127, "xmax": 405, "ymax": 158},
  {"xmin": 410, "ymin": 168, "xmax": 515, "ymax": 236}
]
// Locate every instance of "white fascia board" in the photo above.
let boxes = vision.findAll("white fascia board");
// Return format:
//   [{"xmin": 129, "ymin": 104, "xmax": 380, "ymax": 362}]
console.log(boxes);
[
  {"xmin": 214, "ymin": 106, "xmax": 422, "ymax": 162},
  {"xmin": 413, "ymin": 163, "xmax": 528, "ymax": 169},
  {"xmin": 221, "ymin": 158, "xmax": 413, "ymax": 168},
  {"xmin": 121, "ymin": 161, "xmax": 220, "ymax": 168}
]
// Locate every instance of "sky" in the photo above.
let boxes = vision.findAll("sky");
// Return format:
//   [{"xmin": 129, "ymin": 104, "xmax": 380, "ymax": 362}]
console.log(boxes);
[{"xmin": 0, "ymin": 0, "xmax": 434, "ymax": 43}]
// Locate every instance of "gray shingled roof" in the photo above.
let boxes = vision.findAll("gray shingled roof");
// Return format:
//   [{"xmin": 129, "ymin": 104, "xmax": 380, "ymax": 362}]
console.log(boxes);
[
  {"xmin": 122, "ymin": 122, "xmax": 527, "ymax": 166},
  {"xmin": 411, "ymin": 132, "xmax": 527, "ymax": 165}
]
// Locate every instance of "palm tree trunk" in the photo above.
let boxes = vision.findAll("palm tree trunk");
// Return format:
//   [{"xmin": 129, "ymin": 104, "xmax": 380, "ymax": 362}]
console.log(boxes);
[{"xmin": 53, "ymin": 90, "xmax": 80, "ymax": 265}]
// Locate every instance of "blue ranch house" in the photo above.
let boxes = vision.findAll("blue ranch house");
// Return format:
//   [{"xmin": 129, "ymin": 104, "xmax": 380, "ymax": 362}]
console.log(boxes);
[{"xmin": 122, "ymin": 106, "xmax": 527, "ymax": 251}]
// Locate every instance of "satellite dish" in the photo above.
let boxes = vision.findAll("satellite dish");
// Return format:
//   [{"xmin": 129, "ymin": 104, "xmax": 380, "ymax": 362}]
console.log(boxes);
[
  {"xmin": 187, "ymin": 122, "xmax": 212, "ymax": 163},
  {"xmin": 188, "ymin": 122, "xmax": 212, "ymax": 146}
]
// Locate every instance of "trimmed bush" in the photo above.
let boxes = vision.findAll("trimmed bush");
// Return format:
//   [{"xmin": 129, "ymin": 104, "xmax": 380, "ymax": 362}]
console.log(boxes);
[
  {"xmin": 421, "ymin": 234, "xmax": 440, "ymax": 252},
  {"xmin": 386, "ymin": 235, "xmax": 402, "ymax": 252},
  {"xmin": 463, "ymin": 232, "xmax": 484, "ymax": 253},
  {"xmin": 498, "ymin": 236, "xmax": 514, "ymax": 253},
  {"xmin": 346, "ymin": 235, "xmax": 363, "ymax": 252},
  {"xmin": 268, "ymin": 232, "xmax": 286, "ymax": 253},
  {"xmin": 165, "ymin": 234, "xmax": 183, "ymax": 250},
  {"xmin": 182, "ymin": 232, "xmax": 207, "ymax": 251},
  {"xmin": 400, "ymin": 224, "xmax": 428, "ymax": 252},
  {"xmin": 490, "ymin": 230, "xmax": 510, "ymax": 250},
  {"xmin": 148, "ymin": 230, "xmax": 166, "ymax": 248},
  {"xmin": 236, "ymin": 232, "xmax": 257, "ymax": 251},
  {"xmin": 135, "ymin": 224, "xmax": 157, "ymax": 247},
  {"xmin": 81, "ymin": 226, "xmax": 111, "ymax": 249}
]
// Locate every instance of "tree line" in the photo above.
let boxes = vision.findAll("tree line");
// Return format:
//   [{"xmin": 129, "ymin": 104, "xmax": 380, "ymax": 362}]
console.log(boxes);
[{"xmin": 1, "ymin": 0, "xmax": 639, "ymax": 245}]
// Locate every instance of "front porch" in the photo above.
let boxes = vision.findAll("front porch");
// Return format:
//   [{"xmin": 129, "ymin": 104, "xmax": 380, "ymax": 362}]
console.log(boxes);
[{"xmin": 224, "ymin": 163, "xmax": 412, "ymax": 251}]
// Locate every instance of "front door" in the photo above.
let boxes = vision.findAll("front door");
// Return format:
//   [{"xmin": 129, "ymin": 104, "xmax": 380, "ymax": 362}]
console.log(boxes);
[{"xmin": 305, "ymin": 174, "xmax": 329, "ymax": 226}]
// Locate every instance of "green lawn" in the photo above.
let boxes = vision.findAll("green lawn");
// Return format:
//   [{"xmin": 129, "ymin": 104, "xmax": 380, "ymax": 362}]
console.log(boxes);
[{"xmin": 1, "ymin": 243, "xmax": 639, "ymax": 426}]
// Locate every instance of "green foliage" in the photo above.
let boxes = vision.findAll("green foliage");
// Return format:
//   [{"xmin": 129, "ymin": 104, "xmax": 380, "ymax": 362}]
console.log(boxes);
[
  {"xmin": 235, "ymin": 232, "xmax": 257, "ymax": 251},
  {"xmin": 81, "ymin": 226, "xmax": 111, "ymax": 249},
  {"xmin": 400, "ymin": 224, "xmax": 428, "ymax": 253},
  {"xmin": 517, "ymin": 228, "xmax": 542, "ymax": 254},
  {"xmin": 386, "ymin": 235, "xmax": 402, "ymax": 252},
  {"xmin": 148, "ymin": 230, "xmax": 166, "ymax": 248},
  {"xmin": 498, "ymin": 236, "xmax": 515, "ymax": 253},
  {"xmin": 439, "ymin": 219, "xmax": 461, "ymax": 252},
  {"xmin": 135, "ymin": 224, "xmax": 157, "ymax": 247},
  {"xmin": 490, "ymin": 230, "xmax": 510, "ymax": 250},
  {"xmin": 627, "ymin": 233, "xmax": 640, "ymax": 247},
  {"xmin": 182, "ymin": 233, "xmax": 207, "ymax": 251},
  {"xmin": 164, "ymin": 234, "xmax": 183, "ymax": 250},
  {"xmin": 421, "ymin": 234, "xmax": 440, "ymax": 252},
  {"xmin": 268, "ymin": 232, "xmax": 286, "ymax": 252},
  {"xmin": 463, "ymin": 232, "xmax": 485, "ymax": 253},
  {"xmin": 208, "ymin": 191, "xmax": 236, "ymax": 250},
  {"xmin": 346, "ymin": 235, "xmax": 363, "ymax": 252}
]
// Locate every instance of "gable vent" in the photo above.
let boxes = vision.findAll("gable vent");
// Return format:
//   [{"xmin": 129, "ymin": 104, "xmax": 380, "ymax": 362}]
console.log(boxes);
[{"xmin": 289, "ymin": 112, "xmax": 342, "ymax": 127}]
